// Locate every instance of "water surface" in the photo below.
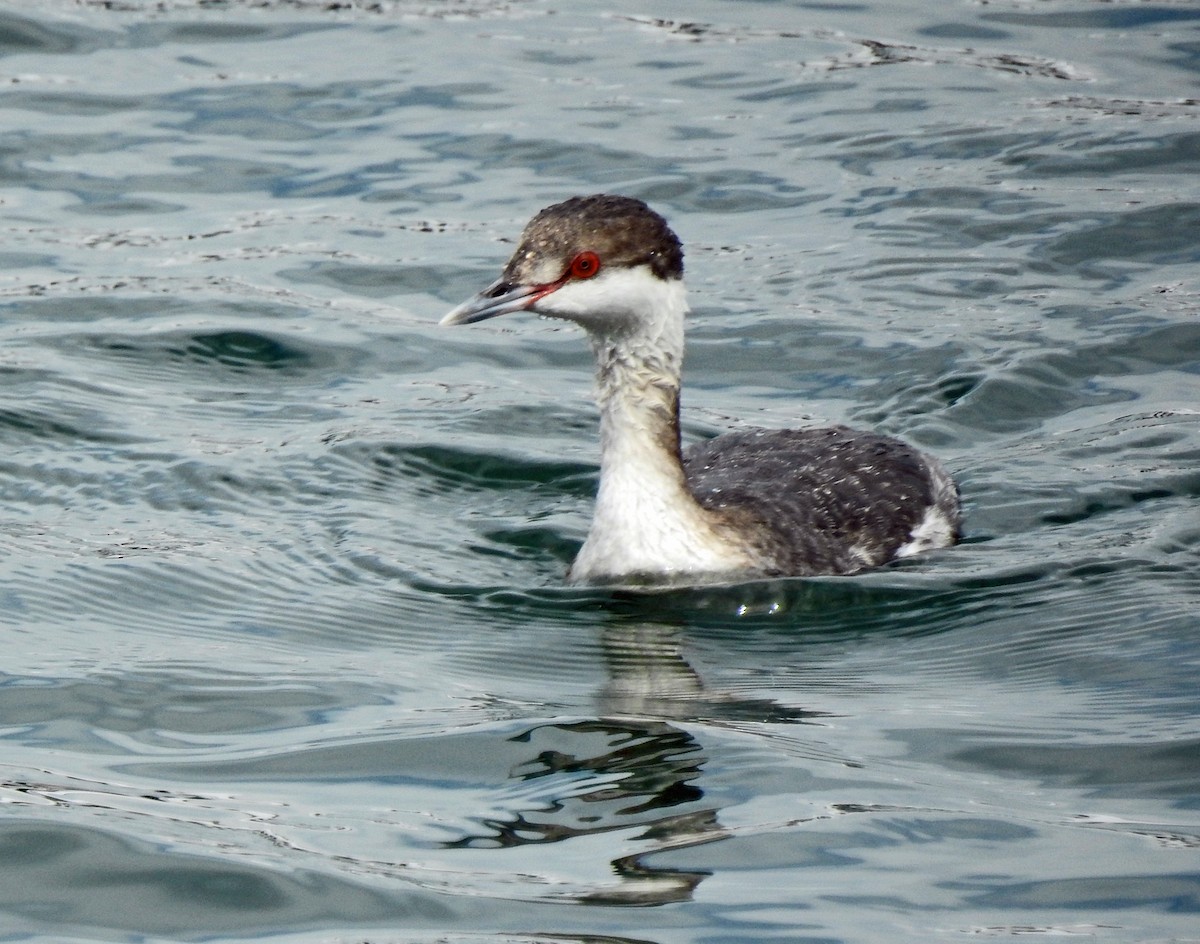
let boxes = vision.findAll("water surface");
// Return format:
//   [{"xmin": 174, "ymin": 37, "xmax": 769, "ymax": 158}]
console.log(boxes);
[{"xmin": 0, "ymin": 1, "xmax": 1198, "ymax": 942}]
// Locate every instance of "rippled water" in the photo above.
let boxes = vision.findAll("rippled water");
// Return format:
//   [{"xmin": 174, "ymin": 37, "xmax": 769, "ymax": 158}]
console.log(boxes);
[{"xmin": 1, "ymin": 1, "xmax": 1198, "ymax": 941}]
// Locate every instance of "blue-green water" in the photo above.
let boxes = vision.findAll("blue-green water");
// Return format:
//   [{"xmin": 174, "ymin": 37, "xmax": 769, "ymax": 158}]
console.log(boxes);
[{"xmin": 1, "ymin": 1, "xmax": 1198, "ymax": 942}]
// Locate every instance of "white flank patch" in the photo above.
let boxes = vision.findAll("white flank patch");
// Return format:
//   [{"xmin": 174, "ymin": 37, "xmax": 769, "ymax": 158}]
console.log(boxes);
[{"xmin": 895, "ymin": 504, "xmax": 957, "ymax": 558}]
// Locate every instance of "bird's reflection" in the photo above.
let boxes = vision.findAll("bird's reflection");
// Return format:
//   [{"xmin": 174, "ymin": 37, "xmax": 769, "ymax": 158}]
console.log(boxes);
[
  {"xmin": 444, "ymin": 620, "xmax": 822, "ymax": 905},
  {"xmin": 597, "ymin": 622, "xmax": 820, "ymax": 724},
  {"xmin": 444, "ymin": 714, "xmax": 716, "ymax": 905}
]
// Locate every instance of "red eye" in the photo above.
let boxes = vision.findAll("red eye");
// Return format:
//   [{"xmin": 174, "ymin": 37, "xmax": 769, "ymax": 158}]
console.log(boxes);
[{"xmin": 569, "ymin": 251, "xmax": 601, "ymax": 280}]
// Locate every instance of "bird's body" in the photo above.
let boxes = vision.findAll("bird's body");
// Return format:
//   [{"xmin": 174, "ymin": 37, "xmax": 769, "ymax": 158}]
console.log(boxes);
[{"xmin": 442, "ymin": 194, "xmax": 960, "ymax": 586}]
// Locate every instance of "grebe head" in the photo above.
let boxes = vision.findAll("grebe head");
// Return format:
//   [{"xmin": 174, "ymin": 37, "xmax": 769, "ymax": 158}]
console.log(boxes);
[{"xmin": 441, "ymin": 194, "xmax": 685, "ymax": 337}]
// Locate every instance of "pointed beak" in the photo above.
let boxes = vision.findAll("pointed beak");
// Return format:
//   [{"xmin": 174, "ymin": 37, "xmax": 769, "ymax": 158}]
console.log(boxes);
[{"xmin": 440, "ymin": 278, "xmax": 553, "ymax": 326}]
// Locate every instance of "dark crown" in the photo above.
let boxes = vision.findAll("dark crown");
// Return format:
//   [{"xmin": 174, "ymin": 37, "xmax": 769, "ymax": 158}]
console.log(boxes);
[{"xmin": 503, "ymin": 194, "xmax": 685, "ymax": 284}]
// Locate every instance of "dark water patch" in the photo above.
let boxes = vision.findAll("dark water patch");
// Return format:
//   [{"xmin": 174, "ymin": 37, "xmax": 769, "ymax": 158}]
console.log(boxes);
[
  {"xmin": 0, "ymin": 89, "xmax": 170, "ymax": 117},
  {"xmin": 326, "ymin": 441, "xmax": 593, "ymax": 496},
  {"xmin": 1040, "ymin": 203, "xmax": 1200, "ymax": 271},
  {"xmin": 733, "ymin": 79, "xmax": 856, "ymax": 104},
  {"xmin": 0, "ymin": 404, "xmax": 136, "ymax": 448},
  {"xmin": 0, "ymin": 820, "xmax": 452, "ymax": 937},
  {"xmin": 1008, "ymin": 130, "xmax": 1200, "ymax": 178},
  {"xmin": 62, "ymin": 326, "xmax": 364, "ymax": 385},
  {"xmin": 1164, "ymin": 39, "xmax": 1200, "ymax": 77},
  {"xmin": 478, "ymin": 523, "xmax": 578, "ymax": 570},
  {"xmin": 932, "ymin": 336, "xmax": 1200, "ymax": 435},
  {"xmin": 1099, "ymin": 322, "xmax": 1200, "ymax": 372},
  {"xmin": 0, "ymin": 10, "xmax": 114, "ymax": 57},
  {"xmin": 938, "ymin": 364, "xmax": 1122, "ymax": 435},
  {"xmin": 683, "ymin": 69, "xmax": 800, "ymax": 94},
  {"xmin": 128, "ymin": 17, "xmax": 335, "ymax": 49},
  {"xmin": 950, "ymin": 737, "xmax": 1200, "ymax": 802},
  {"xmin": 72, "ymin": 196, "xmax": 186, "ymax": 215},
  {"xmin": 0, "ymin": 250, "xmax": 56, "ymax": 269},
  {"xmin": 157, "ymin": 329, "xmax": 312, "ymax": 371},
  {"xmin": 964, "ymin": 871, "xmax": 1200, "ymax": 913},
  {"xmin": 859, "ymin": 372, "xmax": 983, "ymax": 438},
  {"xmin": 984, "ymin": 6, "xmax": 1200, "ymax": 31},
  {"xmin": 1041, "ymin": 425, "xmax": 1200, "ymax": 525},
  {"xmin": 920, "ymin": 23, "xmax": 1011, "ymax": 41},
  {"xmin": 1043, "ymin": 481, "xmax": 1198, "ymax": 528}
]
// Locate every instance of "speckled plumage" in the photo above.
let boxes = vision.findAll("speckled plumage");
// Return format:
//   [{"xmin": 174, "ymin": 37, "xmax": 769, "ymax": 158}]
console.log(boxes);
[
  {"xmin": 685, "ymin": 426, "xmax": 958, "ymax": 575},
  {"xmin": 442, "ymin": 194, "xmax": 962, "ymax": 586}
]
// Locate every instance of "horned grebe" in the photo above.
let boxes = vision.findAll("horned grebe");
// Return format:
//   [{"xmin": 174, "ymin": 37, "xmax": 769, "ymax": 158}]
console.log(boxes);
[{"xmin": 441, "ymin": 194, "xmax": 960, "ymax": 586}]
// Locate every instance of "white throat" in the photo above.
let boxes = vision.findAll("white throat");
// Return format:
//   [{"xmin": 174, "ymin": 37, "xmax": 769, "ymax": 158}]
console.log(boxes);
[{"xmin": 555, "ymin": 269, "xmax": 756, "ymax": 584}]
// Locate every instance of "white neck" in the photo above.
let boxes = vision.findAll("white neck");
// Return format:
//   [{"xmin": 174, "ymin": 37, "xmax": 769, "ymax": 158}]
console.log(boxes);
[{"xmin": 556, "ymin": 271, "xmax": 755, "ymax": 584}]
